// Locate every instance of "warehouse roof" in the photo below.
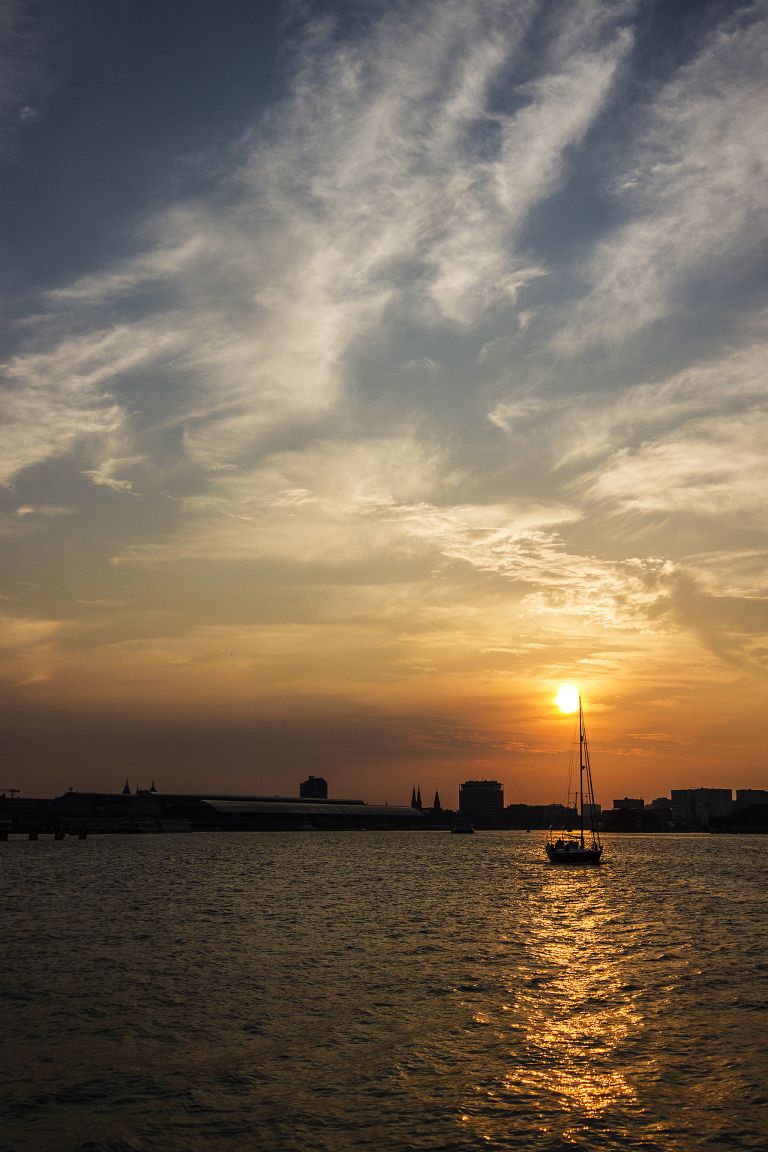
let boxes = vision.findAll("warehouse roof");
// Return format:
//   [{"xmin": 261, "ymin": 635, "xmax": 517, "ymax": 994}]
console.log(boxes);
[{"xmin": 200, "ymin": 799, "xmax": 420, "ymax": 818}]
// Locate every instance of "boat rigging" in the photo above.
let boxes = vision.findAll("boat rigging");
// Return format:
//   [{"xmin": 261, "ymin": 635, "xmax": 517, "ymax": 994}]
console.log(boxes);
[{"xmin": 546, "ymin": 696, "xmax": 603, "ymax": 865}]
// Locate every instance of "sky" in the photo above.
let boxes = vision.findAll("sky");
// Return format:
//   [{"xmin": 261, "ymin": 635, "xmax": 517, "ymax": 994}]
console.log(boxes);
[{"xmin": 1, "ymin": 0, "xmax": 767, "ymax": 806}]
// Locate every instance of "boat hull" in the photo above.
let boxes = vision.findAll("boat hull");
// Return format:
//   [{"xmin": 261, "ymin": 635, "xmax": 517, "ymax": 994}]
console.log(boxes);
[{"xmin": 546, "ymin": 843, "xmax": 602, "ymax": 864}]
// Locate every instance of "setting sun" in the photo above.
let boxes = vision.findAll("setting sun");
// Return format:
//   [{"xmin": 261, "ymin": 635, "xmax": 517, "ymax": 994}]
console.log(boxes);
[{"xmin": 555, "ymin": 685, "xmax": 580, "ymax": 714}]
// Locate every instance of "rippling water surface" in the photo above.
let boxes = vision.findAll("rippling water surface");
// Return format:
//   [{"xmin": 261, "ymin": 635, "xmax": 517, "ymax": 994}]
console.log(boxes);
[{"xmin": 2, "ymin": 831, "xmax": 767, "ymax": 1151}]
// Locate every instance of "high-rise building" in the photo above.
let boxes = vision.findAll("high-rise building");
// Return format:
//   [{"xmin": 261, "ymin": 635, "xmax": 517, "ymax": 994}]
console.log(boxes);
[
  {"xmin": 613, "ymin": 797, "xmax": 644, "ymax": 810},
  {"xmin": 671, "ymin": 788, "xmax": 732, "ymax": 828},
  {"xmin": 299, "ymin": 775, "xmax": 328, "ymax": 799},
  {"xmin": 459, "ymin": 779, "xmax": 504, "ymax": 828},
  {"xmin": 735, "ymin": 789, "xmax": 768, "ymax": 807}
]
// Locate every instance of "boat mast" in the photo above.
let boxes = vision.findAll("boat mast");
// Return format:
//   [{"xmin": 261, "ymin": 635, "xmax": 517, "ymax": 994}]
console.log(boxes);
[{"xmin": 579, "ymin": 696, "xmax": 585, "ymax": 848}]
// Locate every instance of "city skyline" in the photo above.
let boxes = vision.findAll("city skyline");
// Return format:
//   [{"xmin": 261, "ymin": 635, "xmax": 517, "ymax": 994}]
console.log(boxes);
[
  {"xmin": 6, "ymin": 763, "xmax": 766, "ymax": 819},
  {"xmin": 2, "ymin": 0, "xmax": 768, "ymax": 804}
]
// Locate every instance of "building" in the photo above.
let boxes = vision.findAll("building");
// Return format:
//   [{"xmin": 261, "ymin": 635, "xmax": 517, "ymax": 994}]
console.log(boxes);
[
  {"xmin": 504, "ymin": 803, "xmax": 576, "ymax": 830},
  {"xmin": 459, "ymin": 779, "xmax": 504, "ymax": 829},
  {"xmin": 603, "ymin": 799, "xmax": 670, "ymax": 832},
  {"xmin": 735, "ymin": 789, "xmax": 768, "ymax": 808},
  {"xmin": 35, "ymin": 789, "xmax": 424, "ymax": 835},
  {"xmin": 671, "ymin": 788, "xmax": 733, "ymax": 829},
  {"xmin": 300, "ymin": 775, "xmax": 328, "ymax": 799}
]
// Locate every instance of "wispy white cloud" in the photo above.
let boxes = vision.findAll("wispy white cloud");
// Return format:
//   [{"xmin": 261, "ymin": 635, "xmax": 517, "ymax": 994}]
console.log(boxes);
[
  {"xmin": 44, "ymin": 225, "xmax": 208, "ymax": 305},
  {"xmin": 552, "ymin": 336, "xmax": 768, "ymax": 538},
  {"xmin": 426, "ymin": 29, "xmax": 632, "ymax": 322},
  {"xmin": 109, "ymin": 424, "xmax": 678, "ymax": 641},
  {"xmin": 82, "ymin": 456, "xmax": 143, "ymax": 494},
  {"xmin": 557, "ymin": 2, "xmax": 768, "ymax": 349},
  {"xmin": 263, "ymin": 0, "xmax": 631, "ymax": 325},
  {"xmin": 404, "ymin": 516, "xmax": 677, "ymax": 632},
  {"xmin": 3, "ymin": 0, "xmax": 635, "ymax": 488},
  {"xmin": 113, "ymin": 434, "xmax": 445, "ymax": 568},
  {"xmin": 579, "ymin": 409, "xmax": 768, "ymax": 520},
  {"xmin": 14, "ymin": 504, "xmax": 73, "ymax": 518},
  {"xmin": 488, "ymin": 323, "xmax": 768, "ymax": 576},
  {"xmin": 0, "ymin": 323, "xmax": 179, "ymax": 485}
]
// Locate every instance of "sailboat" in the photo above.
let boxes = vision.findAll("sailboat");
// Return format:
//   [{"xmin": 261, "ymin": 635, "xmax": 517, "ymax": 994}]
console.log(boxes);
[{"xmin": 546, "ymin": 696, "xmax": 603, "ymax": 864}]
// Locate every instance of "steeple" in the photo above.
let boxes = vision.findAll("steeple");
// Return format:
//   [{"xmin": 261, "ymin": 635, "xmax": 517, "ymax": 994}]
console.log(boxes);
[
  {"xmin": 411, "ymin": 785, "xmax": 418, "ymax": 809},
  {"xmin": 433, "ymin": 789, "xmax": 442, "ymax": 812},
  {"xmin": 416, "ymin": 786, "xmax": 423, "ymax": 811},
  {"xmin": 122, "ymin": 779, "xmax": 131, "ymax": 795}
]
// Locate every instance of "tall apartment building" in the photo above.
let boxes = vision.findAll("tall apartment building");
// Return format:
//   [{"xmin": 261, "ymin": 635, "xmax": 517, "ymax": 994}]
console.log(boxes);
[
  {"xmin": 299, "ymin": 775, "xmax": 328, "ymax": 799},
  {"xmin": 670, "ymin": 788, "xmax": 732, "ymax": 828},
  {"xmin": 612, "ymin": 797, "xmax": 644, "ymax": 810},
  {"xmin": 459, "ymin": 779, "xmax": 504, "ymax": 829},
  {"xmin": 735, "ymin": 789, "xmax": 768, "ymax": 807}
]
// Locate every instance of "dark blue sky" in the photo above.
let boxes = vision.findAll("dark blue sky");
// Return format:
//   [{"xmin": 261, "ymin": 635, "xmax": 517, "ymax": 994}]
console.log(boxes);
[
  {"xmin": 1, "ymin": 0, "xmax": 754, "ymax": 298},
  {"xmin": 2, "ymin": 0, "xmax": 286, "ymax": 296}
]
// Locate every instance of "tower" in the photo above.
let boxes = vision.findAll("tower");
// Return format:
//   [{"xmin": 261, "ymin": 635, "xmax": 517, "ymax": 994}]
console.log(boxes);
[
  {"xmin": 300, "ymin": 776, "xmax": 328, "ymax": 799},
  {"xmin": 458, "ymin": 779, "xmax": 504, "ymax": 828}
]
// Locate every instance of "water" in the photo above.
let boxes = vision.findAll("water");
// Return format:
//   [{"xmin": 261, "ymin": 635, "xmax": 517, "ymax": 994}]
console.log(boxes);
[{"xmin": 1, "ymin": 832, "xmax": 767, "ymax": 1151}]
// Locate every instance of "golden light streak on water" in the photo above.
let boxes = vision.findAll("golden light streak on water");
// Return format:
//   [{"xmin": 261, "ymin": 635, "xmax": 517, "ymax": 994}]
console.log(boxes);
[
  {"xmin": 515, "ymin": 870, "xmax": 646, "ymax": 1140},
  {"xmin": 458, "ymin": 860, "xmax": 650, "ymax": 1149}
]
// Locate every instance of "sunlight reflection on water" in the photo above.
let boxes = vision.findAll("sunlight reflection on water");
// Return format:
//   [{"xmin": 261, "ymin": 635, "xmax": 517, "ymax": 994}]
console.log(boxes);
[
  {"xmin": 509, "ymin": 869, "xmax": 643, "ymax": 1143},
  {"xmin": 1, "ymin": 832, "xmax": 767, "ymax": 1151}
]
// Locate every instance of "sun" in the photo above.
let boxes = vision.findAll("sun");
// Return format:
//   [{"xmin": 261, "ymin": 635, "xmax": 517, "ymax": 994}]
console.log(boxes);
[{"xmin": 555, "ymin": 684, "xmax": 580, "ymax": 714}]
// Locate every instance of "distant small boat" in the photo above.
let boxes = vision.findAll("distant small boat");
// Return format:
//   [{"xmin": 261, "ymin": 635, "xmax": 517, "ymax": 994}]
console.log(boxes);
[
  {"xmin": 452, "ymin": 818, "xmax": 475, "ymax": 834},
  {"xmin": 546, "ymin": 697, "xmax": 603, "ymax": 865}
]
